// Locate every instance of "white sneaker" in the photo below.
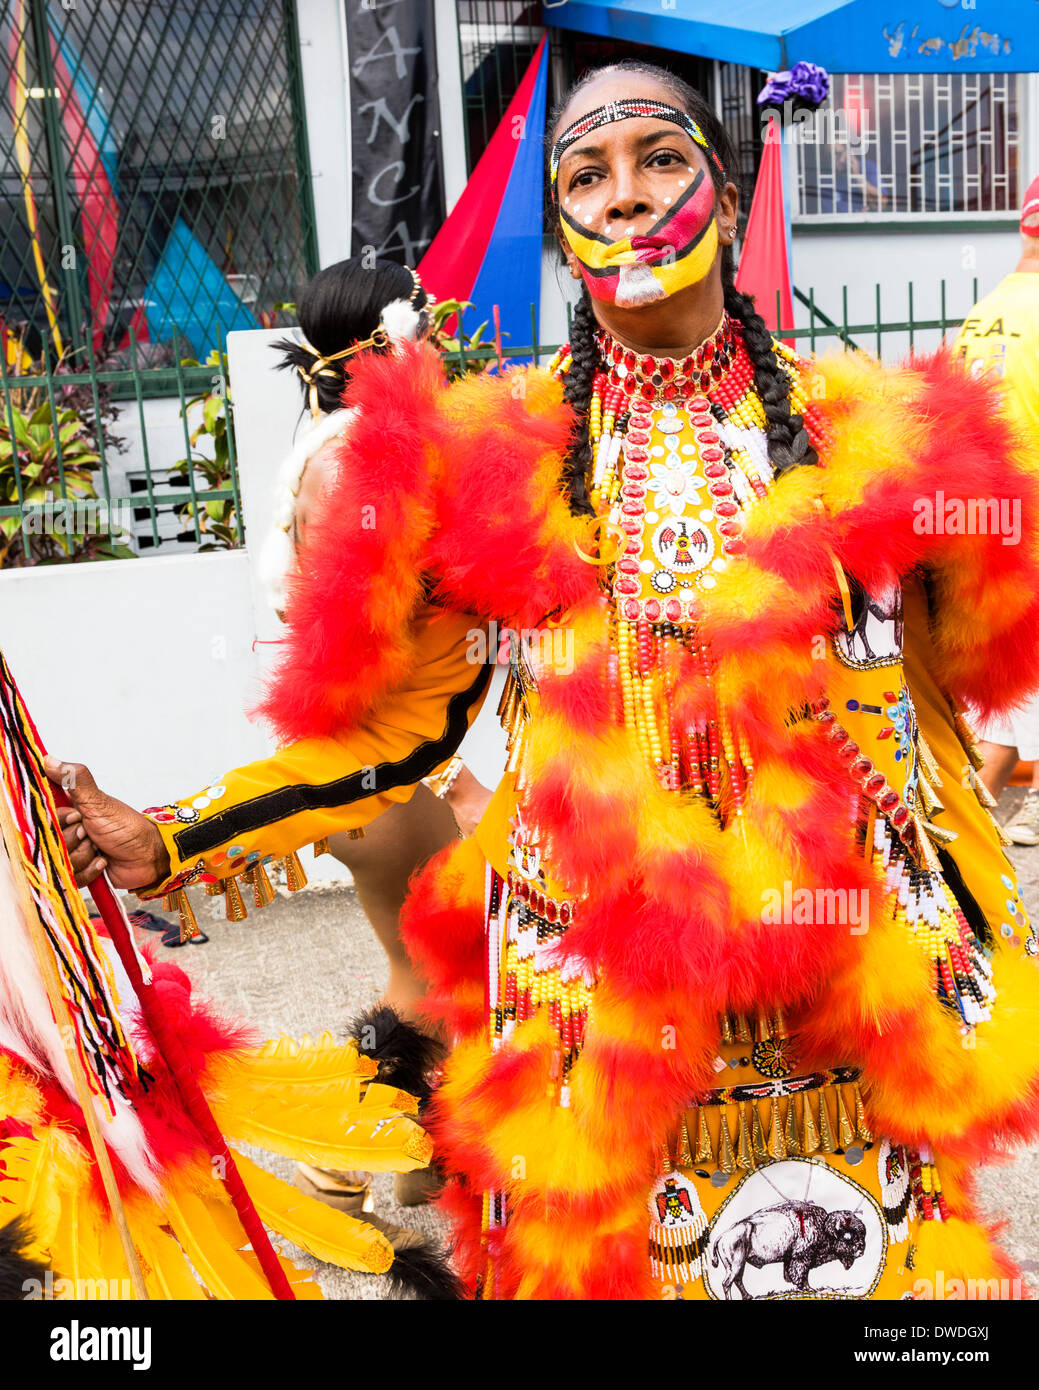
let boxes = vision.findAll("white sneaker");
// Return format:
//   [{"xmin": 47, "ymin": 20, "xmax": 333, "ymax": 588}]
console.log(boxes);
[{"xmin": 1005, "ymin": 792, "xmax": 1039, "ymax": 846}]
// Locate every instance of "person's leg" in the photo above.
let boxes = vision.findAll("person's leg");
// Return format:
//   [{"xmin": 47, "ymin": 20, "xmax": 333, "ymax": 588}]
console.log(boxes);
[
  {"xmin": 326, "ymin": 783, "xmax": 458, "ymax": 1021},
  {"xmin": 977, "ymin": 740, "xmax": 1020, "ymax": 801},
  {"xmin": 999, "ymin": 734, "xmax": 1039, "ymax": 846}
]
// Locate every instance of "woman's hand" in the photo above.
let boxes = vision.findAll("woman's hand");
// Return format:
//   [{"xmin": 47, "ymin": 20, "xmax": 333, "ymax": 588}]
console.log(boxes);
[
  {"xmin": 44, "ymin": 756, "xmax": 171, "ymax": 890},
  {"xmin": 444, "ymin": 764, "xmax": 493, "ymax": 839}
]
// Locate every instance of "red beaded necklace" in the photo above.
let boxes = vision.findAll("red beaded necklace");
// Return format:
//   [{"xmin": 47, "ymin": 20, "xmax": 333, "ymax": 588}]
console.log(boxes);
[{"xmin": 595, "ymin": 312, "xmax": 738, "ymax": 405}]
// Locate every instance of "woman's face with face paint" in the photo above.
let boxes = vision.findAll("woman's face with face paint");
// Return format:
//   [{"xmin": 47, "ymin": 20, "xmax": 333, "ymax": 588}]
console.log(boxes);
[{"xmin": 553, "ymin": 75, "xmax": 736, "ymax": 316}]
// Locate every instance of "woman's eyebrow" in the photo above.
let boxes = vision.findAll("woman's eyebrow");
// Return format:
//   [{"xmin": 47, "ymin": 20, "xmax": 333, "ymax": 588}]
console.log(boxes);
[
  {"xmin": 634, "ymin": 126, "xmax": 689, "ymax": 149},
  {"xmin": 560, "ymin": 142, "xmax": 606, "ymax": 164},
  {"xmin": 560, "ymin": 126, "xmax": 690, "ymax": 168}
]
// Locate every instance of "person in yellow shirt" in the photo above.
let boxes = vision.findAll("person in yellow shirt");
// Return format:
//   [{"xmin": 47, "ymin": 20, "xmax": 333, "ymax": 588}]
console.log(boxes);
[{"xmin": 955, "ymin": 174, "xmax": 1039, "ymax": 842}]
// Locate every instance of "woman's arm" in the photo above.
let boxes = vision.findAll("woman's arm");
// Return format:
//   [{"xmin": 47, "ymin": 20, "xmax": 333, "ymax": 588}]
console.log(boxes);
[{"xmin": 54, "ymin": 608, "xmax": 494, "ymax": 894}]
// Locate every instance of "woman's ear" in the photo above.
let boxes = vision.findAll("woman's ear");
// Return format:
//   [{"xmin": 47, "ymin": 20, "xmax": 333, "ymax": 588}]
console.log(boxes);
[
  {"xmin": 718, "ymin": 179, "xmax": 739, "ymax": 235},
  {"xmin": 555, "ymin": 225, "xmax": 583, "ymax": 281}
]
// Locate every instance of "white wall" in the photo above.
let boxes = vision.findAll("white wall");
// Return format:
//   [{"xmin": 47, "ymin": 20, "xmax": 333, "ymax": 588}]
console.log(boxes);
[
  {"xmin": 791, "ymin": 221, "xmax": 1021, "ymax": 361},
  {"xmin": 0, "ymin": 551, "xmax": 267, "ymax": 810}
]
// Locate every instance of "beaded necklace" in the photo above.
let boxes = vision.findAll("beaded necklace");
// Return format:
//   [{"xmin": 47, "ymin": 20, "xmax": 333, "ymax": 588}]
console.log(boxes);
[{"xmin": 545, "ymin": 317, "xmax": 798, "ymax": 816}]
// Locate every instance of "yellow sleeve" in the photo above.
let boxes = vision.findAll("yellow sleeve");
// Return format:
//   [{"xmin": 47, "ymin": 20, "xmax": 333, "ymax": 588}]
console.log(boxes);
[{"xmin": 140, "ymin": 608, "xmax": 492, "ymax": 900}]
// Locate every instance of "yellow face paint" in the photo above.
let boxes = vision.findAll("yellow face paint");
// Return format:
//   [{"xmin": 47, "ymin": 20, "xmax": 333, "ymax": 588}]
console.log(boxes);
[{"xmin": 560, "ymin": 168, "xmax": 720, "ymax": 308}]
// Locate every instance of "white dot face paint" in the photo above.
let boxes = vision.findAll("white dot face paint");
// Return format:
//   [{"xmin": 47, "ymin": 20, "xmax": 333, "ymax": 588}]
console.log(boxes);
[
  {"xmin": 564, "ymin": 197, "xmax": 570, "ymax": 206},
  {"xmin": 687, "ymin": 166, "xmax": 695, "ymax": 174},
  {"xmin": 573, "ymin": 204, "xmax": 581, "ymax": 213},
  {"xmin": 584, "ymin": 214, "xmax": 592, "ymax": 225},
  {"xmin": 624, "ymin": 225, "xmax": 635, "ymax": 236},
  {"xmin": 663, "ymin": 197, "xmax": 672, "ymax": 205},
  {"xmin": 677, "ymin": 181, "xmax": 686, "ymax": 189}
]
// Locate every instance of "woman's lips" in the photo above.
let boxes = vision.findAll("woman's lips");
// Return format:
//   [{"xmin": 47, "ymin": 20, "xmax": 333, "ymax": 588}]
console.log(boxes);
[{"xmin": 630, "ymin": 236, "xmax": 674, "ymax": 264}]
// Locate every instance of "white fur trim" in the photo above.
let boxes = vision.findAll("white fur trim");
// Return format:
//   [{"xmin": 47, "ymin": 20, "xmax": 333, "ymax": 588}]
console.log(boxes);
[
  {"xmin": 258, "ymin": 408, "xmax": 356, "ymax": 614},
  {"xmin": 380, "ymin": 298, "xmax": 422, "ymax": 347}
]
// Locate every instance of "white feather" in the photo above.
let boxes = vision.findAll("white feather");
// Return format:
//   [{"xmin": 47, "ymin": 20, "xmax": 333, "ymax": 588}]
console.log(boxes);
[
  {"xmin": 257, "ymin": 408, "xmax": 356, "ymax": 614},
  {"xmin": 380, "ymin": 298, "xmax": 422, "ymax": 346}
]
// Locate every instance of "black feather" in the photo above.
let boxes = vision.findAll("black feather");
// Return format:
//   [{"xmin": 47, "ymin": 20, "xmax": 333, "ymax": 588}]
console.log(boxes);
[
  {"xmin": 0, "ymin": 1219, "xmax": 47, "ymax": 1301},
  {"xmin": 347, "ymin": 1005, "xmax": 445, "ymax": 1104},
  {"xmin": 386, "ymin": 1240, "xmax": 467, "ymax": 1301}
]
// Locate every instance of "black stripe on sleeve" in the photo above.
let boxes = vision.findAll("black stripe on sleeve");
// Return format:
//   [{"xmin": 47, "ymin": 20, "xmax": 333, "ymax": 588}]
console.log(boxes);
[{"xmin": 173, "ymin": 660, "xmax": 494, "ymax": 859}]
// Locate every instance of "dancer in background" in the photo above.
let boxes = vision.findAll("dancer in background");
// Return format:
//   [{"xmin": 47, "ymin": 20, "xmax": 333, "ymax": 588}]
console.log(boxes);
[
  {"xmin": 266, "ymin": 256, "xmax": 494, "ymax": 1016},
  {"xmin": 955, "ymin": 175, "xmax": 1039, "ymax": 843},
  {"xmin": 57, "ymin": 256, "xmax": 496, "ymax": 1216},
  {"xmin": 54, "ymin": 63, "xmax": 1039, "ymax": 1300}
]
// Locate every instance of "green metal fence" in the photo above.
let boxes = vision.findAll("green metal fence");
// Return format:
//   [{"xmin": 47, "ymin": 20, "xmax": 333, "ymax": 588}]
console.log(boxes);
[
  {"xmin": 0, "ymin": 277, "xmax": 984, "ymax": 568},
  {"xmin": 0, "ymin": 335, "xmax": 238, "ymax": 565},
  {"xmin": 443, "ymin": 277, "xmax": 982, "ymax": 367}
]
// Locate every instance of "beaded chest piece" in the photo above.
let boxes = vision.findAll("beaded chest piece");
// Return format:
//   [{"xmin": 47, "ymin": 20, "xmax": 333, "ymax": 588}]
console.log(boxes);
[
  {"xmin": 567, "ymin": 313, "xmax": 775, "ymax": 623},
  {"xmin": 546, "ymin": 313, "xmax": 796, "ymax": 810}
]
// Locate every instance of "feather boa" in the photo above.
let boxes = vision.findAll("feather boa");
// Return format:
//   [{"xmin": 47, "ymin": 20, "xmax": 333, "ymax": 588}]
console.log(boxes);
[
  {"xmin": 0, "ymin": 837, "xmax": 159, "ymax": 1195},
  {"xmin": 270, "ymin": 344, "xmax": 1039, "ymax": 1297},
  {"xmin": 254, "ymin": 345, "xmax": 452, "ymax": 743}
]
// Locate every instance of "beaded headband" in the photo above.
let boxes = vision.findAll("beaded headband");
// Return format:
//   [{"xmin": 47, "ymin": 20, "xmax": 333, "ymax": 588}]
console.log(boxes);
[
  {"xmin": 296, "ymin": 266, "xmax": 429, "ymax": 417},
  {"xmin": 550, "ymin": 98, "xmax": 726, "ymax": 200}
]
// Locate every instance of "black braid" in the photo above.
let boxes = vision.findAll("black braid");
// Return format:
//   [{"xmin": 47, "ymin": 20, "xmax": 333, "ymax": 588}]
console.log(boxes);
[
  {"xmin": 561, "ymin": 289, "xmax": 599, "ymax": 518},
  {"xmin": 723, "ymin": 279, "xmax": 819, "ymax": 475}
]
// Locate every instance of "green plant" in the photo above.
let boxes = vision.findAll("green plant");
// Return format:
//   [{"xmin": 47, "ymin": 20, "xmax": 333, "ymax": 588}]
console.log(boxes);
[
  {"xmin": 0, "ymin": 398, "xmax": 134, "ymax": 566},
  {"xmin": 169, "ymin": 350, "xmax": 240, "ymax": 550},
  {"xmin": 0, "ymin": 330, "xmax": 133, "ymax": 567},
  {"xmin": 430, "ymin": 299, "xmax": 501, "ymax": 379}
]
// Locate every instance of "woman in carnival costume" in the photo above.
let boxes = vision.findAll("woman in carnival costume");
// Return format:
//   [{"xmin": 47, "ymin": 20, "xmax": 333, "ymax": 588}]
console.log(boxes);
[{"xmin": 60, "ymin": 62, "xmax": 1039, "ymax": 1301}]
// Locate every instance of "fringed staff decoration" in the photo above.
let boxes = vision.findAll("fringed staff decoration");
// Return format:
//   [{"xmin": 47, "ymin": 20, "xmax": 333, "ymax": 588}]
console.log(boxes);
[{"xmin": 1, "ymin": 651, "xmax": 295, "ymax": 1301}]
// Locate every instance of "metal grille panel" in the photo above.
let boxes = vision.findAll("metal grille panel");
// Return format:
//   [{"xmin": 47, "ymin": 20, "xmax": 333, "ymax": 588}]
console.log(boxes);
[
  {"xmin": 796, "ymin": 71, "xmax": 1020, "ymax": 216},
  {"xmin": 1, "ymin": 0, "xmax": 316, "ymax": 364}
]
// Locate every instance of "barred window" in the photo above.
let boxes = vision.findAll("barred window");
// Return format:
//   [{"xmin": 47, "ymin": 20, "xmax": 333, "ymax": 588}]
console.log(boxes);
[
  {"xmin": 1, "ymin": 0, "xmax": 316, "ymax": 367},
  {"xmin": 457, "ymin": 1, "xmax": 542, "ymax": 174},
  {"xmin": 795, "ymin": 72, "xmax": 1021, "ymax": 216}
]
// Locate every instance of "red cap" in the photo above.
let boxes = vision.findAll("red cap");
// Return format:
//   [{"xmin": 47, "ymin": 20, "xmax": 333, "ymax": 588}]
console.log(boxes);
[{"xmin": 1022, "ymin": 175, "xmax": 1039, "ymax": 236}]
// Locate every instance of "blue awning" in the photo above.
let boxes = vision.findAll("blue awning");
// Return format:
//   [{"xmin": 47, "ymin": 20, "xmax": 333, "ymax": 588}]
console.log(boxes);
[{"xmin": 543, "ymin": 0, "xmax": 1037, "ymax": 73}]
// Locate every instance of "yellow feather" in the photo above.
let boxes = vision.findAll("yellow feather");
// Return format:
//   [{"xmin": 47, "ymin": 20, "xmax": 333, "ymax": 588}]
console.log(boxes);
[
  {"xmin": 239, "ymin": 1249, "xmax": 325, "ymax": 1299},
  {"xmin": 161, "ymin": 1182, "xmax": 274, "ymax": 1300},
  {"xmin": 48, "ymin": 1182, "xmax": 109, "ymax": 1294},
  {"xmin": 234, "ymin": 1151, "xmax": 394, "ymax": 1274},
  {"xmin": 217, "ymin": 1066, "xmax": 418, "ymax": 1120},
  {"xmin": 0, "ymin": 1124, "xmax": 67, "ymax": 1261},
  {"xmin": 210, "ymin": 1085, "xmax": 432, "ymax": 1173},
  {"xmin": 91, "ymin": 1205, "xmax": 135, "ymax": 1297},
  {"xmin": 217, "ymin": 1032, "xmax": 379, "ymax": 1088},
  {"xmin": 133, "ymin": 1220, "xmax": 208, "ymax": 1300}
]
